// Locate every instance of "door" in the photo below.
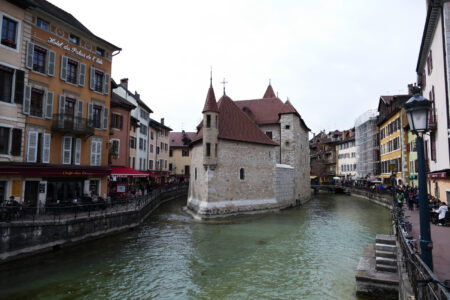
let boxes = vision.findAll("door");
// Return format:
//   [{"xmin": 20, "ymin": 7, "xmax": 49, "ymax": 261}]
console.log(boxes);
[
  {"xmin": 65, "ymin": 98, "xmax": 75, "ymax": 129},
  {"xmin": 0, "ymin": 181, "xmax": 6, "ymax": 204},
  {"xmin": 184, "ymin": 165, "xmax": 190, "ymax": 176},
  {"xmin": 24, "ymin": 181, "xmax": 39, "ymax": 206}
]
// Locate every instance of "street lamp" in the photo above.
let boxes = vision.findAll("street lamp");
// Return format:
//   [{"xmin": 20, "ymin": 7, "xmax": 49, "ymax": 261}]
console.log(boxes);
[{"xmin": 404, "ymin": 86, "xmax": 433, "ymax": 270}]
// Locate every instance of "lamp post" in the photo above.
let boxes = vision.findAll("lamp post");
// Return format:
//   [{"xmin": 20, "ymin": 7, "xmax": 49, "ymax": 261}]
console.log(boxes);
[{"xmin": 404, "ymin": 86, "xmax": 433, "ymax": 270}]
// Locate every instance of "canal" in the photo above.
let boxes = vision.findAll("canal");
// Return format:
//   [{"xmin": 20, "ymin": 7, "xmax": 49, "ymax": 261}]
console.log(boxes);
[{"xmin": 0, "ymin": 193, "xmax": 391, "ymax": 299}]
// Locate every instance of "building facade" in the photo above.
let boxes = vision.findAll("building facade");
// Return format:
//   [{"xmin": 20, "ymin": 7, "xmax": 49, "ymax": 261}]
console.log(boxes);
[
  {"xmin": 0, "ymin": 0, "xmax": 120, "ymax": 207},
  {"xmin": 336, "ymin": 129, "xmax": 356, "ymax": 179},
  {"xmin": 0, "ymin": 0, "xmax": 27, "ymax": 203},
  {"xmin": 355, "ymin": 109, "xmax": 380, "ymax": 180},
  {"xmin": 112, "ymin": 78, "xmax": 152, "ymax": 171},
  {"xmin": 416, "ymin": 0, "xmax": 450, "ymax": 202},
  {"xmin": 169, "ymin": 131, "xmax": 196, "ymax": 177}
]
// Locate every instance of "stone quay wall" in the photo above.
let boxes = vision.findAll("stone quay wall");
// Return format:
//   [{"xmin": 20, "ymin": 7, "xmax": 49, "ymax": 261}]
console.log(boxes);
[
  {"xmin": 274, "ymin": 164, "xmax": 295, "ymax": 207},
  {"xmin": 349, "ymin": 188, "xmax": 393, "ymax": 209},
  {"xmin": 0, "ymin": 186, "xmax": 188, "ymax": 264}
]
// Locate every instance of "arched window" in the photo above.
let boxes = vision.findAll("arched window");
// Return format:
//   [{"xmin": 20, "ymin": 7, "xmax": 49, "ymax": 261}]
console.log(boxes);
[{"xmin": 239, "ymin": 168, "xmax": 245, "ymax": 180}]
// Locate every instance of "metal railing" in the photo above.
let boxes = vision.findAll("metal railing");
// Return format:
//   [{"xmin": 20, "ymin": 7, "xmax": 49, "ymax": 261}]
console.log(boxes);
[
  {"xmin": 51, "ymin": 114, "xmax": 94, "ymax": 135},
  {"xmin": 0, "ymin": 183, "xmax": 188, "ymax": 224}
]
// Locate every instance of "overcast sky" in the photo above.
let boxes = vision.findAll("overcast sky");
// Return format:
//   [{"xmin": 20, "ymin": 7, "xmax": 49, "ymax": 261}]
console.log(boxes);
[{"xmin": 53, "ymin": 0, "xmax": 426, "ymax": 134}]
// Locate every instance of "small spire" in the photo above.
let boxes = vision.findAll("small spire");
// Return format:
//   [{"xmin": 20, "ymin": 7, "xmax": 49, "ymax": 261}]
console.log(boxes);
[
  {"xmin": 221, "ymin": 78, "xmax": 228, "ymax": 96},
  {"xmin": 210, "ymin": 66, "xmax": 213, "ymax": 88},
  {"xmin": 269, "ymin": 78, "xmax": 271, "ymax": 86}
]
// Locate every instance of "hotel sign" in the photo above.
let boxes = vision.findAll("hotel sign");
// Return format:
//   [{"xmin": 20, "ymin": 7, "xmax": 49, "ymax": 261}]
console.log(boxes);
[{"xmin": 48, "ymin": 37, "xmax": 103, "ymax": 65}]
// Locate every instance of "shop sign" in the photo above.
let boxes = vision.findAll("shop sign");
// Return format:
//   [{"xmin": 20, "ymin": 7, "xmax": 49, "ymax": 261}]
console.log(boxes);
[
  {"xmin": 62, "ymin": 171, "xmax": 94, "ymax": 176},
  {"xmin": 428, "ymin": 172, "xmax": 447, "ymax": 178},
  {"xmin": 48, "ymin": 37, "xmax": 103, "ymax": 65}
]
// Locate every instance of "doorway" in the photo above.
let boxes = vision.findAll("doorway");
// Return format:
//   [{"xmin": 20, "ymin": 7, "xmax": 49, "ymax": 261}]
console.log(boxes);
[{"xmin": 24, "ymin": 181, "xmax": 39, "ymax": 206}]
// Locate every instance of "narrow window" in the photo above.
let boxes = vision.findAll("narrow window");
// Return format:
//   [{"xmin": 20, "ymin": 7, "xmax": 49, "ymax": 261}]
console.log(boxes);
[
  {"xmin": 96, "ymin": 47, "xmax": 104, "ymax": 57},
  {"xmin": 265, "ymin": 131, "xmax": 273, "ymax": 139},
  {"xmin": 36, "ymin": 18, "xmax": 49, "ymax": 31},
  {"xmin": 0, "ymin": 127, "xmax": 11, "ymax": 154},
  {"xmin": 215, "ymin": 143, "xmax": 217, "ymax": 157},
  {"xmin": 66, "ymin": 59, "xmax": 78, "ymax": 84},
  {"xmin": 206, "ymin": 114, "xmax": 211, "ymax": 128},
  {"xmin": 239, "ymin": 168, "xmax": 245, "ymax": 180},
  {"xmin": 33, "ymin": 45, "xmax": 46, "ymax": 73},
  {"xmin": 0, "ymin": 65, "xmax": 13, "ymax": 102},
  {"xmin": 69, "ymin": 34, "xmax": 79, "ymax": 45},
  {"xmin": 94, "ymin": 70, "xmax": 103, "ymax": 92},
  {"xmin": 206, "ymin": 143, "xmax": 211, "ymax": 156},
  {"xmin": 1, "ymin": 17, "xmax": 17, "ymax": 48},
  {"xmin": 285, "ymin": 125, "xmax": 290, "ymax": 130},
  {"xmin": 215, "ymin": 115, "xmax": 218, "ymax": 128},
  {"xmin": 195, "ymin": 168, "xmax": 197, "ymax": 180},
  {"xmin": 30, "ymin": 88, "xmax": 44, "ymax": 117}
]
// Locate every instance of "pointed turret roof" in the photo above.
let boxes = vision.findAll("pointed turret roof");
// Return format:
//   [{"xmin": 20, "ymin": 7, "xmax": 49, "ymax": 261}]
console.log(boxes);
[
  {"xmin": 202, "ymin": 86, "xmax": 219, "ymax": 113},
  {"xmin": 279, "ymin": 100, "xmax": 298, "ymax": 115},
  {"xmin": 263, "ymin": 84, "xmax": 276, "ymax": 98}
]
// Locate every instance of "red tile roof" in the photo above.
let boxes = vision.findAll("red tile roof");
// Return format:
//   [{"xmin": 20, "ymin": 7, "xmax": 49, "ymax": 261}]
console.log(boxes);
[
  {"xmin": 170, "ymin": 132, "xmax": 197, "ymax": 147},
  {"xmin": 234, "ymin": 97, "xmax": 285, "ymax": 125},
  {"xmin": 202, "ymin": 86, "xmax": 219, "ymax": 113},
  {"xmin": 263, "ymin": 84, "xmax": 276, "ymax": 98},
  {"xmin": 279, "ymin": 100, "xmax": 298, "ymax": 115},
  {"xmin": 216, "ymin": 95, "xmax": 278, "ymax": 146}
]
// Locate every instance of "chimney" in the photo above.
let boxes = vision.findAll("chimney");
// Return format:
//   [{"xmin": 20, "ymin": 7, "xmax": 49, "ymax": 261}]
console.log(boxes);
[
  {"xmin": 120, "ymin": 78, "xmax": 128, "ymax": 89},
  {"xmin": 161, "ymin": 118, "xmax": 164, "ymax": 125},
  {"xmin": 134, "ymin": 91, "xmax": 140, "ymax": 99}
]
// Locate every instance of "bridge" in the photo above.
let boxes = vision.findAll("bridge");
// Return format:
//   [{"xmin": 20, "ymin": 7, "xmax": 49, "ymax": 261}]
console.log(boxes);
[{"xmin": 311, "ymin": 185, "xmax": 348, "ymax": 194}]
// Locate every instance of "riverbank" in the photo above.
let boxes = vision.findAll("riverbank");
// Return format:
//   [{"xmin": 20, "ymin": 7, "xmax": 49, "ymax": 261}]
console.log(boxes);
[{"xmin": 0, "ymin": 185, "xmax": 188, "ymax": 264}]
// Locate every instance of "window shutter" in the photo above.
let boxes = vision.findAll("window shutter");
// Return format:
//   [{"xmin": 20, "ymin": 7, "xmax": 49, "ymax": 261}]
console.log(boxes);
[
  {"xmin": 62, "ymin": 136, "xmax": 72, "ymax": 164},
  {"xmin": 11, "ymin": 128, "xmax": 22, "ymax": 156},
  {"xmin": 42, "ymin": 133, "xmax": 51, "ymax": 163},
  {"xmin": 23, "ymin": 85, "xmax": 31, "ymax": 115},
  {"xmin": 27, "ymin": 131, "xmax": 38, "ymax": 162},
  {"xmin": 26, "ymin": 41, "xmax": 34, "ymax": 69},
  {"xmin": 97, "ymin": 141, "xmax": 102, "ymax": 166},
  {"xmin": 47, "ymin": 50, "xmax": 56, "ymax": 76},
  {"xmin": 58, "ymin": 95, "xmax": 65, "ymax": 127},
  {"xmin": 103, "ymin": 73, "xmax": 110, "ymax": 95},
  {"xmin": 102, "ymin": 107, "xmax": 109, "ymax": 129},
  {"xmin": 90, "ymin": 139, "xmax": 95, "ymax": 165},
  {"xmin": 75, "ymin": 138, "xmax": 81, "ymax": 165},
  {"xmin": 14, "ymin": 69, "xmax": 24, "ymax": 104},
  {"xmin": 89, "ymin": 67, "xmax": 95, "ymax": 90},
  {"xmin": 60, "ymin": 56, "xmax": 68, "ymax": 81},
  {"xmin": 75, "ymin": 99, "xmax": 83, "ymax": 129},
  {"xmin": 87, "ymin": 103, "xmax": 93, "ymax": 127},
  {"xmin": 78, "ymin": 63, "xmax": 86, "ymax": 87},
  {"xmin": 45, "ymin": 91, "xmax": 54, "ymax": 119}
]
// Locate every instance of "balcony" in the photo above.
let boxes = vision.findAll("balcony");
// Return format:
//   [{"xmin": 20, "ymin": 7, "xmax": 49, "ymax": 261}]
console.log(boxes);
[{"xmin": 51, "ymin": 114, "xmax": 94, "ymax": 136}]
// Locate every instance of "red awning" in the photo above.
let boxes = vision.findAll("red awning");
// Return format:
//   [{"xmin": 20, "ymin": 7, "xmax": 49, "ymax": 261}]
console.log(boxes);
[
  {"xmin": 111, "ymin": 166, "xmax": 148, "ymax": 178},
  {"xmin": 428, "ymin": 171, "xmax": 447, "ymax": 179}
]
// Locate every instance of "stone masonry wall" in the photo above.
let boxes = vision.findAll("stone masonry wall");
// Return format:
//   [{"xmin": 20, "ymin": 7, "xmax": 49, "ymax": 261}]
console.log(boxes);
[
  {"xmin": 274, "ymin": 164, "xmax": 295, "ymax": 207},
  {"xmin": 259, "ymin": 124, "xmax": 281, "ymax": 162},
  {"xmin": 280, "ymin": 114, "xmax": 311, "ymax": 203}
]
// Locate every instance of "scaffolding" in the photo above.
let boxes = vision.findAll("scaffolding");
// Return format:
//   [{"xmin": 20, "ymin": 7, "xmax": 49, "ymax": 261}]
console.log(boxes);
[{"xmin": 355, "ymin": 109, "xmax": 379, "ymax": 179}]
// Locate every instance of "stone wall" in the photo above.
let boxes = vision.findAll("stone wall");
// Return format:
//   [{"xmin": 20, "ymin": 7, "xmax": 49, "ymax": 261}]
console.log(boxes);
[
  {"xmin": 0, "ymin": 187, "xmax": 187, "ymax": 263},
  {"xmin": 274, "ymin": 164, "xmax": 295, "ymax": 207},
  {"xmin": 259, "ymin": 124, "xmax": 281, "ymax": 161},
  {"xmin": 280, "ymin": 114, "xmax": 311, "ymax": 203},
  {"xmin": 187, "ymin": 140, "xmax": 278, "ymax": 218}
]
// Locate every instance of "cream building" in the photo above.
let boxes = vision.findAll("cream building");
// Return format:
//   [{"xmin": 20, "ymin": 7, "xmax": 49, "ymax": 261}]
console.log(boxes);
[
  {"xmin": 169, "ymin": 131, "xmax": 196, "ymax": 177},
  {"xmin": 187, "ymin": 82, "xmax": 310, "ymax": 219},
  {"xmin": 336, "ymin": 129, "xmax": 356, "ymax": 179},
  {"xmin": 416, "ymin": 1, "xmax": 450, "ymax": 203}
]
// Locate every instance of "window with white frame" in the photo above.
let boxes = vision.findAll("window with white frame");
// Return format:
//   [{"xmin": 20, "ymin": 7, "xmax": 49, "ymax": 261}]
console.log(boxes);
[
  {"xmin": 87, "ymin": 103, "xmax": 108, "ymax": 130},
  {"xmin": 89, "ymin": 67, "xmax": 109, "ymax": 94},
  {"xmin": 1, "ymin": 14, "xmax": 20, "ymax": 50},
  {"xmin": 26, "ymin": 130, "xmax": 51, "ymax": 163},
  {"xmin": 61, "ymin": 136, "xmax": 81, "ymax": 165},
  {"xmin": 111, "ymin": 139, "xmax": 119, "ymax": 157}
]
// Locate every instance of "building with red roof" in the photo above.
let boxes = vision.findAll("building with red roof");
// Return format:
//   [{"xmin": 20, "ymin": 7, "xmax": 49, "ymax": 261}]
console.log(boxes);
[{"xmin": 187, "ymin": 81, "xmax": 311, "ymax": 219}]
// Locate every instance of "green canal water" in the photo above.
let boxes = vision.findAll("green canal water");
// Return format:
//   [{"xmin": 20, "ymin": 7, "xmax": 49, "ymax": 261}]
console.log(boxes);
[{"xmin": 0, "ymin": 194, "xmax": 392, "ymax": 299}]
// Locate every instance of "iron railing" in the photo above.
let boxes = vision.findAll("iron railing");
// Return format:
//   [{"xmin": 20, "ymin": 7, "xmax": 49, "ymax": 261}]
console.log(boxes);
[
  {"xmin": 0, "ymin": 183, "xmax": 188, "ymax": 223},
  {"xmin": 51, "ymin": 114, "xmax": 94, "ymax": 136}
]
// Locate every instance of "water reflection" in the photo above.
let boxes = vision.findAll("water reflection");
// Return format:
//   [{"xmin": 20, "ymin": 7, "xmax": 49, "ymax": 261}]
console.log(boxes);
[{"xmin": 0, "ymin": 194, "xmax": 391, "ymax": 299}]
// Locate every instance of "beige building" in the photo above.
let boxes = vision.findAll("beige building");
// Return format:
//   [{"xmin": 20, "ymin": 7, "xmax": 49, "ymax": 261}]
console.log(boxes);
[
  {"xmin": 169, "ymin": 131, "xmax": 196, "ymax": 177},
  {"xmin": 187, "ymin": 82, "xmax": 310, "ymax": 219},
  {"xmin": 0, "ymin": 0, "xmax": 27, "ymax": 203}
]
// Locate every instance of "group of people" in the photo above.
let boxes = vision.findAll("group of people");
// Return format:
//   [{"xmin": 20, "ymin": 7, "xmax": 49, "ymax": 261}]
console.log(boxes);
[{"xmin": 396, "ymin": 186, "xmax": 449, "ymax": 226}]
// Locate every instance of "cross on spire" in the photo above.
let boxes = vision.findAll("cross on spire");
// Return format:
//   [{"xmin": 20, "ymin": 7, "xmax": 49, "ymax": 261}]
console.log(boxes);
[
  {"xmin": 221, "ymin": 78, "xmax": 228, "ymax": 95},
  {"xmin": 210, "ymin": 66, "xmax": 213, "ymax": 87}
]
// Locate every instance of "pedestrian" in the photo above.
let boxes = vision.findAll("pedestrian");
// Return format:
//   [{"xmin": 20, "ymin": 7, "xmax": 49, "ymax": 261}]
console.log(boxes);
[
  {"xmin": 433, "ymin": 202, "xmax": 448, "ymax": 226},
  {"xmin": 397, "ymin": 190, "xmax": 404, "ymax": 208}
]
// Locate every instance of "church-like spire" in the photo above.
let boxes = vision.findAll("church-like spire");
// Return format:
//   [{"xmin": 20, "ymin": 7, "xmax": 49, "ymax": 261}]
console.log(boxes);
[
  {"xmin": 263, "ymin": 82, "xmax": 276, "ymax": 98},
  {"xmin": 202, "ymin": 83, "xmax": 219, "ymax": 113}
]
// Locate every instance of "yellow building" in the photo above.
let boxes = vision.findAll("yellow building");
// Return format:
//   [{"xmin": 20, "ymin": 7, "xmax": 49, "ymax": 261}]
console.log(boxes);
[
  {"xmin": 377, "ymin": 94, "xmax": 410, "ymax": 185},
  {"xmin": 169, "ymin": 131, "xmax": 196, "ymax": 179},
  {"xmin": 0, "ymin": 1, "xmax": 120, "ymax": 206}
]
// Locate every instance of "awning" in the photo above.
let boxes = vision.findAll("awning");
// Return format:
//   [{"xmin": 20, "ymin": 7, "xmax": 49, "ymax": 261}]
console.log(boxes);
[
  {"xmin": 379, "ymin": 174, "xmax": 392, "ymax": 179},
  {"xmin": 111, "ymin": 166, "xmax": 148, "ymax": 177},
  {"xmin": 428, "ymin": 171, "xmax": 447, "ymax": 178}
]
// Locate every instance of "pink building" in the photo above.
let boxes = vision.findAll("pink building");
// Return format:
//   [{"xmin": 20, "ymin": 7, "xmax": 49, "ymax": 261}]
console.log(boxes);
[{"xmin": 109, "ymin": 92, "xmax": 135, "ymax": 167}]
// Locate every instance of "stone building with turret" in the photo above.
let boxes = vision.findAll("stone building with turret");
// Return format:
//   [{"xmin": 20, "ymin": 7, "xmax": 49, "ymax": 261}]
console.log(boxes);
[{"xmin": 187, "ymin": 81, "xmax": 310, "ymax": 219}]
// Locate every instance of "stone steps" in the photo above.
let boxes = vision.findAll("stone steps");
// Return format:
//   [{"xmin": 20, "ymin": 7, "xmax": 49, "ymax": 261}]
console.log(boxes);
[
  {"xmin": 376, "ymin": 250, "xmax": 397, "ymax": 259},
  {"xmin": 376, "ymin": 234, "xmax": 396, "ymax": 245},
  {"xmin": 375, "ymin": 243, "xmax": 397, "ymax": 252},
  {"xmin": 376, "ymin": 257, "xmax": 397, "ymax": 266},
  {"xmin": 376, "ymin": 263, "xmax": 398, "ymax": 273}
]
